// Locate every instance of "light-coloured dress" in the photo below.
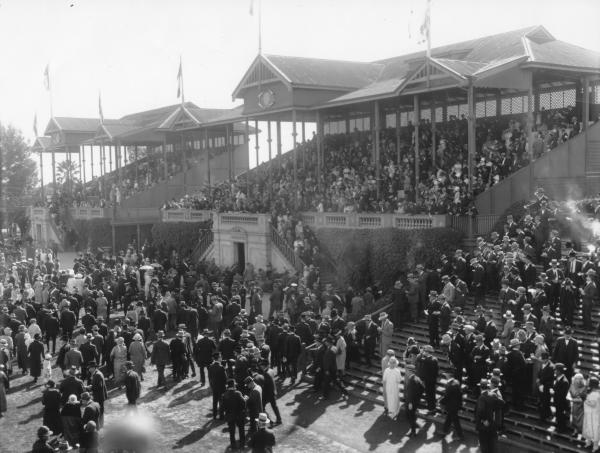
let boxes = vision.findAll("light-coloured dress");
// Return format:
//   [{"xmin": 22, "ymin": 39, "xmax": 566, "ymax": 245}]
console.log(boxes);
[
  {"xmin": 583, "ymin": 390, "xmax": 600, "ymax": 446},
  {"xmin": 379, "ymin": 319, "xmax": 394, "ymax": 357},
  {"xmin": 382, "ymin": 366, "xmax": 401, "ymax": 418},
  {"xmin": 110, "ymin": 344, "xmax": 128, "ymax": 384},
  {"xmin": 335, "ymin": 336, "xmax": 347, "ymax": 373},
  {"xmin": 571, "ymin": 386, "xmax": 586, "ymax": 432}
]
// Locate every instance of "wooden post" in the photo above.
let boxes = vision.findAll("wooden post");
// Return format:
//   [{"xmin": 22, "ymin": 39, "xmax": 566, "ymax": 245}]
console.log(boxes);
[
  {"xmin": 583, "ymin": 76, "xmax": 590, "ymax": 131},
  {"xmin": 267, "ymin": 120, "xmax": 273, "ymax": 197},
  {"xmin": 301, "ymin": 120, "xmax": 306, "ymax": 167},
  {"xmin": 527, "ymin": 72, "xmax": 534, "ymax": 161},
  {"xmin": 136, "ymin": 224, "xmax": 141, "ymax": 250},
  {"xmin": 39, "ymin": 152, "xmax": 45, "ymax": 201},
  {"xmin": 78, "ymin": 146, "xmax": 82, "ymax": 184},
  {"xmin": 90, "ymin": 143, "xmax": 94, "ymax": 180},
  {"xmin": 229, "ymin": 123, "xmax": 235, "ymax": 180},
  {"xmin": 276, "ymin": 120, "xmax": 282, "ymax": 164},
  {"xmin": 134, "ymin": 145, "xmax": 139, "ymax": 182},
  {"xmin": 396, "ymin": 108, "xmax": 401, "ymax": 165},
  {"xmin": 82, "ymin": 145, "xmax": 86, "ymax": 184},
  {"xmin": 414, "ymin": 95, "xmax": 420, "ymax": 203},
  {"xmin": 254, "ymin": 119, "xmax": 260, "ymax": 169},
  {"xmin": 467, "ymin": 79, "xmax": 476, "ymax": 197},
  {"xmin": 204, "ymin": 128, "xmax": 211, "ymax": 187},
  {"xmin": 51, "ymin": 149, "xmax": 56, "ymax": 187},
  {"xmin": 111, "ymin": 224, "xmax": 116, "ymax": 254},
  {"xmin": 116, "ymin": 140, "xmax": 122, "ymax": 184},
  {"xmin": 292, "ymin": 109, "xmax": 297, "ymax": 183},
  {"xmin": 162, "ymin": 136, "xmax": 168, "ymax": 180},
  {"xmin": 109, "ymin": 143, "xmax": 113, "ymax": 173},
  {"xmin": 316, "ymin": 110, "xmax": 322, "ymax": 191},
  {"xmin": 181, "ymin": 133, "xmax": 187, "ymax": 193},
  {"xmin": 374, "ymin": 100, "xmax": 381, "ymax": 200},
  {"xmin": 431, "ymin": 103, "xmax": 437, "ymax": 167}
]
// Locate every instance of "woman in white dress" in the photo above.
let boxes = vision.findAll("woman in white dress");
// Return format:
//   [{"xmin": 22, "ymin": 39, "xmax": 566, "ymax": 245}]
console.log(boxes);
[
  {"xmin": 382, "ymin": 357, "xmax": 401, "ymax": 419},
  {"xmin": 110, "ymin": 337, "xmax": 128, "ymax": 386},
  {"xmin": 583, "ymin": 376, "xmax": 600, "ymax": 450}
]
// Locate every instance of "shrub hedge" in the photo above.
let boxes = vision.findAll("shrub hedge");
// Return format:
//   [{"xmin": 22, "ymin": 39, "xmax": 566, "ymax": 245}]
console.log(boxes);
[
  {"xmin": 150, "ymin": 220, "xmax": 212, "ymax": 258},
  {"xmin": 315, "ymin": 227, "xmax": 463, "ymax": 292}
]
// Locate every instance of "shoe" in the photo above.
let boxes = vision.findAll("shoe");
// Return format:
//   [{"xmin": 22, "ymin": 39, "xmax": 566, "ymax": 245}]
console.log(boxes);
[
  {"xmin": 192, "ymin": 373, "xmax": 196, "ymax": 378},
  {"xmin": 274, "ymin": 419, "xmax": 282, "ymax": 426}
]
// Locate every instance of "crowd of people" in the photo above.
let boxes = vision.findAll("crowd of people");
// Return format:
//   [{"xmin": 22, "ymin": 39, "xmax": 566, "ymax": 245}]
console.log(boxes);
[{"xmin": 162, "ymin": 106, "xmax": 581, "ymax": 218}]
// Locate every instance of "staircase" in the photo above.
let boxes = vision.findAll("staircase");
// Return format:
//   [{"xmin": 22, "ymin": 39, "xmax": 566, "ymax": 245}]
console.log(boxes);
[
  {"xmin": 341, "ymin": 294, "xmax": 599, "ymax": 453},
  {"xmin": 191, "ymin": 229, "xmax": 214, "ymax": 262},
  {"xmin": 270, "ymin": 224, "xmax": 305, "ymax": 274}
]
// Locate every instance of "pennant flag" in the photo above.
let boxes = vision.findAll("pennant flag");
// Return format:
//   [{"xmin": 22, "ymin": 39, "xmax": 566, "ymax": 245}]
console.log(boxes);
[
  {"xmin": 33, "ymin": 113, "xmax": 38, "ymax": 136},
  {"xmin": 419, "ymin": 0, "xmax": 431, "ymax": 53},
  {"xmin": 408, "ymin": 0, "xmax": 431, "ymax": 55},
  {"xmin": 177, "ymin": 58, "xmax": 183, "ymax": 100},
  {"xmin": 43, "ymin": 64, "xmax": 50, "ymax": 91},
  {"xmin": 98, "ymin": 92, "xmax": 104, "ymax": 124}
]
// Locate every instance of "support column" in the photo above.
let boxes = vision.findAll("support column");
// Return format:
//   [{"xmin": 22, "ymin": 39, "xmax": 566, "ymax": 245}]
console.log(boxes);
[
  {"xmin": 267, "ymin": 121, "xmax": 273, "ymax": 197},
  {"xmin": 111, "ymin": 224, "xmax": 116, "ymax": 254},
  {"xmin": 116, "ymin": 140, "xmax": 122, "ymax": 184},
  {"xmin": 431, "ymin": 104, "xmax": 437, "ymax": 167},
  {"xmin": 229, "ymin": 124, "xmax": 235, "ymax": 180},
  {"xmin": 100, "ymin": 142, "xmax": 105, "ymax": 176},
  {"xmin": 162, "ymin": 136, "xmax": 168, "ymax": 180},
  {"xmin": 136, "ymin": 224, "xmax": 141, "ymax": 251},
  {"xmin": 39, "ymin": 152, "xmax": 45, "ymax": 201},
  {"xmin": 204, "ymin": 128, "xmax": 211, "ymax": 188},
  {"xmin": 467, "ymin": 79, "xmax": 476, "ymax": 197},
  {"xmin": 583, "ymin": 76, "xmax": 590, "ymax": 131},
  {"xmin": 374, "ymin": 100, "xmax": 381, "ymax": 200},
  {"xmin": 244, "ymin": 120, "xmax": 249, "ymax": 186},
  {"xmin": 414, "ymin": 95, "xmax": 420, "ymax": 203},
  {"xmin": 301, "ymin": 120, "xmax": 306, "ymax": 168},
  {"xmin": 81, "ymin": 146, "xmax": 86, "ymax": 184},
  {"xmin": 254, "ymin": 119, "xmax": 260, "ymax": 169},
  {"xmin": 527, "ymin": 72, "xmax": 535, "ymax": 161},
  {"xmin": 90, "ymin": 144, "xmax": 94, "ymax": 180},
  {"xmin": 396, "ymin": 108, "xmax": 401, "ymax": 165},
  {"xmin": 109, "ymin": 144, "xmax": 113, "ymax": 173},
  {"xmin": 276, "ymin": 121, "xmax": 282, "ymax": 164},
  {"xmin": 316, "ymin": 110, "xmax": 322, "ymax": 192},
  {"xmin": 292, "ymin": 110, "xmax": 298, "ymax": 183},
  {"xmin": 78, "ymin": 146, "xmax": 82, "ymax": 184},
  {"xmin": 181, "ymin": 133, "xmax": 187, "ymax": 193},
  {"xmin": 134, "ymin": 145, "xmax": 139, "ymax": 182},
  {"xmin": 51, "ymin": 150, "xmax": 56, "ymax": 187}
]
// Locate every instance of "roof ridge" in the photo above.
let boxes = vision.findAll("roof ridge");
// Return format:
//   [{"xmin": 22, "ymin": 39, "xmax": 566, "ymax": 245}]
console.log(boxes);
[{"xmin": 265, "ymin": 53, "xmax": 381, "ymax": 66}]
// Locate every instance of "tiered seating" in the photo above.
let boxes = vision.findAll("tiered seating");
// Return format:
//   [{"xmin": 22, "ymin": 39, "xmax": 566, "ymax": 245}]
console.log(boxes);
[{"xmin": 341, "ymin": 293, "xmax": 598, "ymax": 452}]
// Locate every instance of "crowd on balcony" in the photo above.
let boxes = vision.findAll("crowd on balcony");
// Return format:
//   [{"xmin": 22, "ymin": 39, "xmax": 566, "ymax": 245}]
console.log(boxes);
[{"xmin": 162, "ymin": 106, "xmax": 580, "ymax": 218}]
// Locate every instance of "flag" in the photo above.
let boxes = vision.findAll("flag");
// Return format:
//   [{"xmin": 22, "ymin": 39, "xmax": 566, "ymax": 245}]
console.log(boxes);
[
  {"xmin": 249, "ymin": 0, "xmax": 254, "ymax": 15},
  {"xmin": 33, "ymin": 113, "xmax": 38, "ymax": 136},
  {"xmin": 408, "ymin": 0, "xmax": 431, "ymax": 56},
  {"xmin": 43, "ymin": 64, "xmax": 50, "ymax": 91},
  {"xmin": 419, "ymin": 0, "xmax": 431, "ymax": 52},
  {"xmin": 177, "ymin": 58, "xmax": 183, "ymax": 100},
  {"xmin": 98, "ymin": 92, "xmax": 104, "ymax": 124}
]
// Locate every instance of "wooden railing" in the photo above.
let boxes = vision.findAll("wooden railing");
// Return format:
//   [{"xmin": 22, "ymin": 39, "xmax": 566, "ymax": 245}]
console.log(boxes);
[
  {"xmin": 162, "ymin": 209, "xmax": 212, "ymax": 223},
  {"xmin": 300, "ymin": 212, "xmax": 448, "ymax": 230},
  {"xmin": 270, "ymin": 223, "xmax": 305, "ymax": 274},
  {"xmin": 69, "ymin": 207, "xmax": 109, "ymax": 220},
  {"xmin": 450, "ymin": 214, "xmax": 500, "ymax": 237},
  {"xmin": 192, "ymin": 229, "xmax": 214, "ymax": 262}
]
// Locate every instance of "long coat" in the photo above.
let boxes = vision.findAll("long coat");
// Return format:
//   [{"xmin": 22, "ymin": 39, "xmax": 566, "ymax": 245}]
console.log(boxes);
[
  {"xmin": 0, "ymin": 370, "xmax": 8, "ymax": 414},
  {"xmin": 379, "ymin": 319, "xmax": 394, "ymax": 357},
  {"xmin": 28, "ymin": 339, "xmax": 45, "ymax": 378},
  {"xmin": 42, "ymin": 387, "xmax": 62, "ymax": 433}
]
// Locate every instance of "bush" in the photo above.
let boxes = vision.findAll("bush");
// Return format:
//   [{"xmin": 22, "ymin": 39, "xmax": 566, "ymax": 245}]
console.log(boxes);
[
  {"xmin": 72, "ymin": 219, "xmax": 112, "ymax": 251},
  {"xmin": 315, "ymin": 227, "xmax": 463, "ymax": 293},
  {"xmin": 150, "ymin": 220, "xmax": 211, "ymax": 258}
]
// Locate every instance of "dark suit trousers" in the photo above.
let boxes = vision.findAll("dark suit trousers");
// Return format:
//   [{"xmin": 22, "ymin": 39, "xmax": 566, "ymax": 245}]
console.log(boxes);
[
  {"xmin": 405, "ymin": 406, "xmax": 418, "ymax": 432},
  {"xmin": 263, "ymin": 396, "xmax": 281, "ymax": 422},
  {"xmin": 212, "ymin": 388, "xmax": 224, "ymax": 416},
  {"xmin": 425, "ymin": 381, "xmax": 436, "ymax": 410},
  {"xmin": 156, "ymin": 364, "xmax": 166, "ymax": 386},
  {"xmin": 478, "ymin": 428, "xmax": 497, "ymax": 453},
  {"xmin": 443, "ymin": 410, "xmax": 463, "ymax": 436},
  {"xmin": 227, "ymin": 419, "xmax": 245, "ymax": 447},
  {"xmin": 539, "ymin": 386, "xmax": 552, "ymax": 419}
]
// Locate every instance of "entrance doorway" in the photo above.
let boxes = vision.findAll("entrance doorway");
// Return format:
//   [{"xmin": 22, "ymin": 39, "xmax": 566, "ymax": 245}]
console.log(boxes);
[{"xmin": 234, "ymin": 242, "xmax": 245, "ymax": 273}]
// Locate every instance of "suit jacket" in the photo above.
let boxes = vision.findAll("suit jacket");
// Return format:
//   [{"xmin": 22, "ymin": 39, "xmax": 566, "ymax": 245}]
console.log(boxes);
[
  {"xmin": 475, "ymin": 389, "xmax": 504, "ymax": 431},
  {"xmin": 405, "ymin": 374, "xmax": 425, "ymax": 406},
  {"xmin": 284, "ymin": 333, "xmax": 302, "ymax": 360},
  {"xmin": 552, "ymin": 336, "xmax": 579, "ymax": 367},
  {"xmin": 82, "ymin": 401, "xmax": 101, "ymax": 426},
  {"xmin": 554, "ymin": 374, "xmax": 570, "ymax": 407},
  {"xmin": 440, "ymin": 378, "xmax": 463, "ymax": 413},
  {"xmin": 151, "ymin": 339, "xmax": 171, "ymax": 366},
  {"xmin": 125, "ymin": 370, "xmax": 141, "ymax": 401},
  {"xmin": 538, "ymin": 361, "xmax": 555, "ymax": 387},
  {"xmin": 208, "ymin": 361, "xmax": 227, "ymax": 392},
  {"xmin": 88, "ymin": 369, "xmax": 108, "ymax": 404},
  {"xmin": 220, "ymin": 389, "xmax": 246, "ymax": 422},
  {"xmin": 483, "ymin": 321, "xmax": 497, "ymax": 344}
]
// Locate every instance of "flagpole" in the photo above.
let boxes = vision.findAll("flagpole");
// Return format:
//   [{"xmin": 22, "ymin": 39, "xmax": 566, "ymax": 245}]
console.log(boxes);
[
  {"xmin": 180, "ymin": 56, "xmax": 185, "ymax": 105},
  {"xmin": 258, "ymin": 0, "xmax": 262, "ymax": 55}
]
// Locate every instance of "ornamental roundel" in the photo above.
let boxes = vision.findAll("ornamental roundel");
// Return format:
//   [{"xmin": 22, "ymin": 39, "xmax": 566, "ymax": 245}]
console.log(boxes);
[{"xmin": 257, "ymin": 89, "xmax": 275, "ymax": 109}]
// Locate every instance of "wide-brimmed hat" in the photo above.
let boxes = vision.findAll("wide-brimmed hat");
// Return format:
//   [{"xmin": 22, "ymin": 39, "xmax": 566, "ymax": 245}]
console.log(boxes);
[
  {"xmin": 37, "ymin": 426, "xmax": 53, "ymax": 438},
  {"xmin": 378, "ymin": 312, "xmax": 388, "ymax": 320},
  {"xmin": 503, "ymin": 310, "xmax": 514, "ymax": 319},
  {"xmin": 509, "ymin": 338, "xmax": 520, "ymax": 348},
  {"xmin": 256, "ymin": 412, "xmax": 270, "ymax": 426}
]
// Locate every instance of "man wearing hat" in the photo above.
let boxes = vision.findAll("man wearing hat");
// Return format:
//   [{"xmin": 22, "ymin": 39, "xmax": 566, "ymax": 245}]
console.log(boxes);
[
  {"xmin": 363, "ymin": 314, "xmax": 378, "ymax": 367},
  {"xmin": 425, "ymin": 291, "xmax": 442, "ymax": 348},
  {"xmin": 254, "ymin": 360, "xmax": 282, "ymax": 426},
  {"xmin": 538, "ymin": 306, "xmax": 555, "ymax": 347},
  {"xmin": 483, "ymin": 310, "xmax": 497, "ymax": 348},
  {"xmin": 581, "ymin": 272, "xmax": 597, "ymax": 331},
  {"xmin": 220, "ymin": 379, "xmax": 247, "ymax": 450},
  {"xmin": 248, "ymin": 413, "xmax": 276, "ymax": 451},
  {"xmin": 86, "ymin": 361, "xmax": 107, "ymax": 426},
  {"xmin": 546, "ymin": 259, "xmax": 564, "ymax": 311},
  {"xmin": 469, "ymin": 335, "xmax": 489, "ymax": 393},
  {"xmin": 81, "ymin": 392, "xmax": 101, "ymax": 428},
  {"xmin": 283, "ymin": 325, "xmax": 302, "ymax": 384},
  {"xmin": 404, "ymin": 363, "xmax": 425, "ymax": 436},
  {"xmin": 207, "ymin": 352, "xmax": 227, "ymax": 419},
  {"xmin": 552, "ymin": 327, "xmax": 579, "ymax": 381},
  {"xmin": 59, "ymin": 366, "xmax": 85, "ymax": 405},
  {"xmin": 504, "ymin": 338, "xmax": 527, "ymax": 410},
  {"xmin": 244, "ymin": 376, "xmax": 263, "ymax": 435},
  {"xmin": 378, "ymin": 312, "xmax": 394, "ymax": 358},
  {"xmin": 80, "ymin": 334, "xmax": 99, "ymax": 381},
  {"xmin": 474, "ymin": 378, "xmax": 504, "ymax": 453},
  {"xmin": 195, "ymin": 329, "xmax": 217, "ymax": 387},
  {"xmin": 559, "ymin": 278, "xmax": 577, "ymax": 326},
  {"xmin": 124, "ymin": 361, "xmax": 141, "ymax": 407},
  {"xmin": 32, "ymin": 426, "xmax": 54, "ymax": 453},
  {"xmin": 554, "ymin": 363, "xmax": 571, "ymax": 432},
  {"xmin": 537, "ymin": 352, "xmax": 555, "ymax": 421},
  {"xmin": 522, "ymin": 304, "xmax": 538, "ymax": 331},
  {"xmin": 415, "ymin": 345, "xmax": 438, "ymax": 414},
  {"xmin": 151, "ymin": 330, "xmax": 171, "ymax": 387},
  {"xmin": 439, "ymin": 372, "xmax": 464, "ymax": 439},
  {"xmin": 170, "ymin": 330, "xmax": 188, "ymax": 382}
]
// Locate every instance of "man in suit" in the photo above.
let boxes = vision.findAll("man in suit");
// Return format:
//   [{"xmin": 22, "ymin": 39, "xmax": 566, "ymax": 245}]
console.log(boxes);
[
  {"xmin": 469, "ymin": 335, "xmax": 489, "ymax": 392},
  {"xmin": 283, "ymin": 326, "xmax": 302, "ymax": 384},
  {"xmin": 502, "ymin": 339, "xmax": 527, "ymax": 410},
  {"xmin": 363, "ymin": 315, "xmax": 378, "ymax": 367},
  {"xmin": 404, "ymin": 364, "xmax": 425, "ymax": 436},
  {"xmin": 483, "ymin": 310, "xmax": 497, "ymax": 347},
  {"xmin": 475, "ymin": 379, "xmax": 504, "ymax": 453},
  {"xmin": 521, "ymin": 304, "xmax": 539, "ymax": 331},
  {"xmin": 581, "ymin": 273, "xmax": 597, "ymax": 331},
  {"xmin": 553, "ymin": 363, "xmax": 571, "ymax": 432},
  {"xmin": 59, "ymin": 304, "xmax": 77, "ymax": 340},
  {"xmin": 150, "ymin": 330, "xmax": 171, "ymax": 387},
  {"xmin": 546, "ymin": 259, "xmax": 564, "ymax": 311},
  {"xmin": 59, "ymin": 366, "xmax": 84, "ymax": 404},
  {"xmin": 244, "ymin": 376, "xmax": 263, "ymax": 435},
  {"xmin": 439, "ymin": 373, "xmax": 464, "ymax": 439},
  {"xmin": 552, "ymin": 327, "xmax": 579, "ymax": 381},
  {"xmin": 86, "ymin": 361, "xmax": 107, "ymax": 427},
  {"xmin": 80, "ymin": 392, "xmax": 101, "ymax": 428},
  {"xmin": 426, "ymin": 291, "xmax": 442, "ymax": 347},
  {"xmin": 559, "ymin": 278, "xmax": 578, "ymax": 326},
  {"xmin": 321, "ymin": 336, "xmax": 347, "ymax": 399},
  {"xmin": 415, "ymin": 345, "xmax": 438, "ymax": 413},
  {"xmin": 254, "ymin": 360, "xmax": 282, "ymax": 426},
  {"xmin": 538, "ymin": 305, "xmax": 556, "ymax": 347},
  {"xmin": 537, "ymin": 352, "xmax": 554, "ymax": 421},
  {"xmin": 565, "ymin": 251, "xmax": 583, "ymax": 286},
  {"xmin": 208, "ymin": 352, "xmax": 227, "ymax": 419},
  {"xmin": 220, "ymin": 379, "xmax": 246, "ymax": 450},
  {"xmin": 194, "ymin": 329, "xmax": 217, "ymax": 386}
]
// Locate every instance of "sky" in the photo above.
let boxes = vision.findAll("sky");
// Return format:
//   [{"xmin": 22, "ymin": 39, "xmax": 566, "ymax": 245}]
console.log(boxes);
[{"xmin": 0, "ymin": 0, "xmax": 599, "ymax": 183}]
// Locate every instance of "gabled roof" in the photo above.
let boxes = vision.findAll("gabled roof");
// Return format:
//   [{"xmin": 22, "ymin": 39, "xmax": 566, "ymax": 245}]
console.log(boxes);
[
  {"xmin": 120, "ymin": 102, "xmax": 199, "ymax": 128},
  {"xmin": 324, "ymin": 78, "xmax": 406, "ymax": 106},
  {"xmin": 31, "ymin": 136, "xmax": 52, "ymax": 152},
  {"xmin": 525, "ymin": 39, "xmax": 600, "ymax": 71},
  {"xmin": 44, "ymin": 117, "xmax": 101, "ymax": 135}
]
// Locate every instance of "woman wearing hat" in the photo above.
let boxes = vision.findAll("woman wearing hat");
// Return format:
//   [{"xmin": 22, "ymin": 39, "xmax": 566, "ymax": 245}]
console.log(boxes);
[
  {"xmin": 60, "ymin": 394, "xmax": 81, "ymax": 446},
  {"xmin": 109, "ymin": 337, "xmax": 128, "ymax": 386},
  {"xmin": 128, "ymin": 334, "xmax": 147, "ymax": 381},
  {"xmin": 382, "ymin": 357, "xmax": 401, "ymax": 419},
  {"xmin": 42, "ymin": 380, "xmax": 62, "ymax": 434},
  {"xmin": 500, "ymin": 311, "xmax": 515, "ymax": 346},
  {"xmin": 583, "ymin": 376, "xmax": 600, "ymax": 450},
  {"xmin": 0, "ymin": 364, "xmax": 8, "ymax": 418},
  {"xmin": 570, "ymin": 373, "xmax": 587, "ymax": 435},
  {"xmin": 31, "ymin": 426, "xmax": 54, "ymax": 453}
]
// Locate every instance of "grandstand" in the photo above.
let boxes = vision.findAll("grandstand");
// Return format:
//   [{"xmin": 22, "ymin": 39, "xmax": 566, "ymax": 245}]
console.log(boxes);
[{"xmin": 27, "ymin": 26, "xmax": 600, "ymax": 450}]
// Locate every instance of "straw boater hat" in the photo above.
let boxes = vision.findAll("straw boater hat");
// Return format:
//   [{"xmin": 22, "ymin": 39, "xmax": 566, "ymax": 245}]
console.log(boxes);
[
  {"xmin": 256, "ymin": 413, "xmax": 270, "ymax": 427},
  {"xmin": 509, "ymin": 338, "xmax": 520, "ymax": 348},
  {"xmin": 378, "ymin": 312, "xmax": 388, "ymax": 321},
  {"xmin": 503, "ymin": 310, "xmax": 514, "ymax": 319}
]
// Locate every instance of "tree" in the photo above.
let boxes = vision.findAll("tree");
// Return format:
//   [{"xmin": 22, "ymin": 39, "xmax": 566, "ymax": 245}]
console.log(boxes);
[
  {"xmin": 0, "ymin": 123, "xmax": 38, "ymax": 230},
  {"xmin": 56, "ymin": 159, "xmax": 80, "ymax": 186}
]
